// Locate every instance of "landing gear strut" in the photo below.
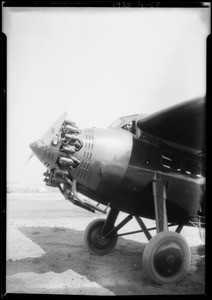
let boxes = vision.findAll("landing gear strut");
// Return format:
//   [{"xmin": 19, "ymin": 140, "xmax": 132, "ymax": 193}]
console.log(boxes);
[{"xmin": 142, "ymin": 174, "xmax": 191, "ymax": 284}]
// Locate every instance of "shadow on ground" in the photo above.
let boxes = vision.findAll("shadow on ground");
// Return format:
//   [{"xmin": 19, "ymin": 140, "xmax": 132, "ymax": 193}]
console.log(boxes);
[{"xmin": 7, "ymin": 226, "xmax": 205, "ymax": 295}]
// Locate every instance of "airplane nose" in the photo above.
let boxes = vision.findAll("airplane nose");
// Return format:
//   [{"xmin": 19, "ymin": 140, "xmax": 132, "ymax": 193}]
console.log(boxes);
[
  {"xmin": 29, "ymin": 112, "xmax": 83, "ymax": 171},
  {"xmin": 29, "ymin": 140, "xmax": 47, "ymax": 162},
  {"xmin": 29, "ymin": 112, "xmax": 68, "ymax": 169}
]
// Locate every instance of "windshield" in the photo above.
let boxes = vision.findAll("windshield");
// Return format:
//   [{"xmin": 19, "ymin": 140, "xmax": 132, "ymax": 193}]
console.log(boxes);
[
  {"xmin": 110, "ymin": 118, "xmax": 122, "ymax": 128},
  {"xmin": 109, "ymin": 114, "xmax": 140, "ymax": 135}
]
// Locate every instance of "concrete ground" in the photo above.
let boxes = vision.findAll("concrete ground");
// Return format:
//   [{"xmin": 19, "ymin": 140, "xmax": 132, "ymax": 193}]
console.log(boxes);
[{"xmin": 6, "ymin": 191, "xmax": 205, "ymax": 295}]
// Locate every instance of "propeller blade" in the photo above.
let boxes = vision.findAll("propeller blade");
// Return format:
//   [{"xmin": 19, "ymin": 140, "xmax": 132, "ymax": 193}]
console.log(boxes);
[{"xmin": 22, "ymin": 152, "xmax": 34, "ymax": 170}]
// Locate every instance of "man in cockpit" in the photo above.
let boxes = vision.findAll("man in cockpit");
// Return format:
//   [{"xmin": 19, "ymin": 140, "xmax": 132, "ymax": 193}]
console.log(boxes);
[{"xmin": 122, "ymin": 121, "xmax": 135, "ymax": 134}]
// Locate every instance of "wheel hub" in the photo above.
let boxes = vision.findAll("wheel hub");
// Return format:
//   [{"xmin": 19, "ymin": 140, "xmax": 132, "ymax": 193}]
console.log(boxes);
[
  {"xmin": 167, "ymin": 254, "xmax": 175, "ymax": 264},
  {"xmin": 91, "ymin": 225, "xmax": 114, "ymax": 250},
  {"xmin": 154, "ymin": 242, "xmax": 183, "ymax": 277}
]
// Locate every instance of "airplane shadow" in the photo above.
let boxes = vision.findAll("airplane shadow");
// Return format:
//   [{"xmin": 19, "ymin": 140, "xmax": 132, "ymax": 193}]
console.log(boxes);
[{"xmin": 7, "ymin": 226, "xmax": 205, "ymax": 295}]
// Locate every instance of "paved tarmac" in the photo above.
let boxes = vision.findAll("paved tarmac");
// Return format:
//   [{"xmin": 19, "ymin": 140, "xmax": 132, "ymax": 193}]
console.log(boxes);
[{"xmin": 6, "ymin": 191, "xmax": 205, "ymax": 295}]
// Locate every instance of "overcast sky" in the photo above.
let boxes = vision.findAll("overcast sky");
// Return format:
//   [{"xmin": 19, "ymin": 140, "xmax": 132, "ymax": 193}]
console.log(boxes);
[{"xmin": 3, "ymin": 6, "xmax": 210, "ymax": 185}]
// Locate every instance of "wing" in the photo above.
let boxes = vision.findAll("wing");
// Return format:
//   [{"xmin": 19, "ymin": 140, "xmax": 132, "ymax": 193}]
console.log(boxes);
[{"xmin": 137, "ymin": 96, "xmax": 205, "ymax": 153}]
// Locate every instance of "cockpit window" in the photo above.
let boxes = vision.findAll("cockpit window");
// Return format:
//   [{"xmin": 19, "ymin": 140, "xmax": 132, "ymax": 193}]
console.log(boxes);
[
  {"xmin": 109, "ymin": 114, "xmax": 139, "ymax": 135},
  {"xmin": 122, "ymin": 121, "xmax": 136, "ymax": 134}
]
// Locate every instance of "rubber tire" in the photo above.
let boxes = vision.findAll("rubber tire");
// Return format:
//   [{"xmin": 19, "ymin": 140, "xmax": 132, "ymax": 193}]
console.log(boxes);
[
  {"xmin": 84, "ymin": 218, "xmax": 118, "ymax": 255},
  {"xmin": 143, "ymin": 231, "xmax": 191, "ymax": 284}
]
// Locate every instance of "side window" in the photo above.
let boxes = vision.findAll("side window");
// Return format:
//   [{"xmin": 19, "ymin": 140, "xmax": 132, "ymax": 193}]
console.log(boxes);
[
  {"xmin": 185, "ymin": 158, "xmax": 202, "ymax": 178},
  {"xmin": 122, "ymin": 121, "xmax": 136, "ymax": 134},
  {"xmin": 161, "ymin": 152, "xmax": 181, "ymax": 171}
]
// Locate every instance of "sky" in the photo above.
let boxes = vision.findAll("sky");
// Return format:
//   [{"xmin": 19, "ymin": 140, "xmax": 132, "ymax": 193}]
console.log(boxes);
[{"xmin": 2, "ymin": 6, "xmax": 210, "ymax": 185}]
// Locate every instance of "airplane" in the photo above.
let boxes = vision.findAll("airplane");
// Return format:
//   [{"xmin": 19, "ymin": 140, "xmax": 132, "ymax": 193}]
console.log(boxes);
[{"xmin": 29, "ymin": 96, "xmax": 205, "ymax": 284}]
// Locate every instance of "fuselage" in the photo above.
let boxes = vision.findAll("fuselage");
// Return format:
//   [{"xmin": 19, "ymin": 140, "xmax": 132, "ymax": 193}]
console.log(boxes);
[
  {"xmin": 69, "ymin": 127, "xmax": 205, "ymax": 224},
  {"xmin": 30, "ymin": 116, "xmax": 205, "ymax": 225}
]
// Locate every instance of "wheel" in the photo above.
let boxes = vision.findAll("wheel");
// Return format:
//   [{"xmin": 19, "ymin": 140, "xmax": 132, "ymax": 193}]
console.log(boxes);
[
  {"xmin": 84, "ymin": 218, "xmax": 118, "ymax": 255},
  {"xmin": 143, "ymin": 231, "xmax": 191, "ymax": 284}
]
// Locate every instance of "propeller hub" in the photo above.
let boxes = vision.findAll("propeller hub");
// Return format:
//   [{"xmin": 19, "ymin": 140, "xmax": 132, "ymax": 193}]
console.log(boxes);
[{"xmin": 29, "ymin": 112, "xmax": 83, "ymax": 173}]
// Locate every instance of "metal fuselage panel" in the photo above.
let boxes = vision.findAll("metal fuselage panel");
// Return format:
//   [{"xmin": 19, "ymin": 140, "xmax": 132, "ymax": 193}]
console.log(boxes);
[
  {"xmin": 119, "ymin": 137, "xmax": 205, "ymax": 223},
  {"xmin": 70, "ymin": 127, "xmax": 133, "ymax": 195},
  {"xmin": 71, "ymin": 129, "xmax": 205, "ymax": 224}
]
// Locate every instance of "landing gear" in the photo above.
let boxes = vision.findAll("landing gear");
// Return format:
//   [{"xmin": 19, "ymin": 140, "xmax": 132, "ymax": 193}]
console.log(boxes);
[
  {"xmin": 84, "ymin": 219, "xmax": 118, "ymax": 255},
  {"xmin": 143, "ymin": 231, "xmax": 191, "ymax": 284},
  {"xmin": 83, "ymin": 174, "xmax": 191, "ymax": 284},
  {"xmin": 142, "ymin": 174, "xmax": 191, "ymax": 284}
]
